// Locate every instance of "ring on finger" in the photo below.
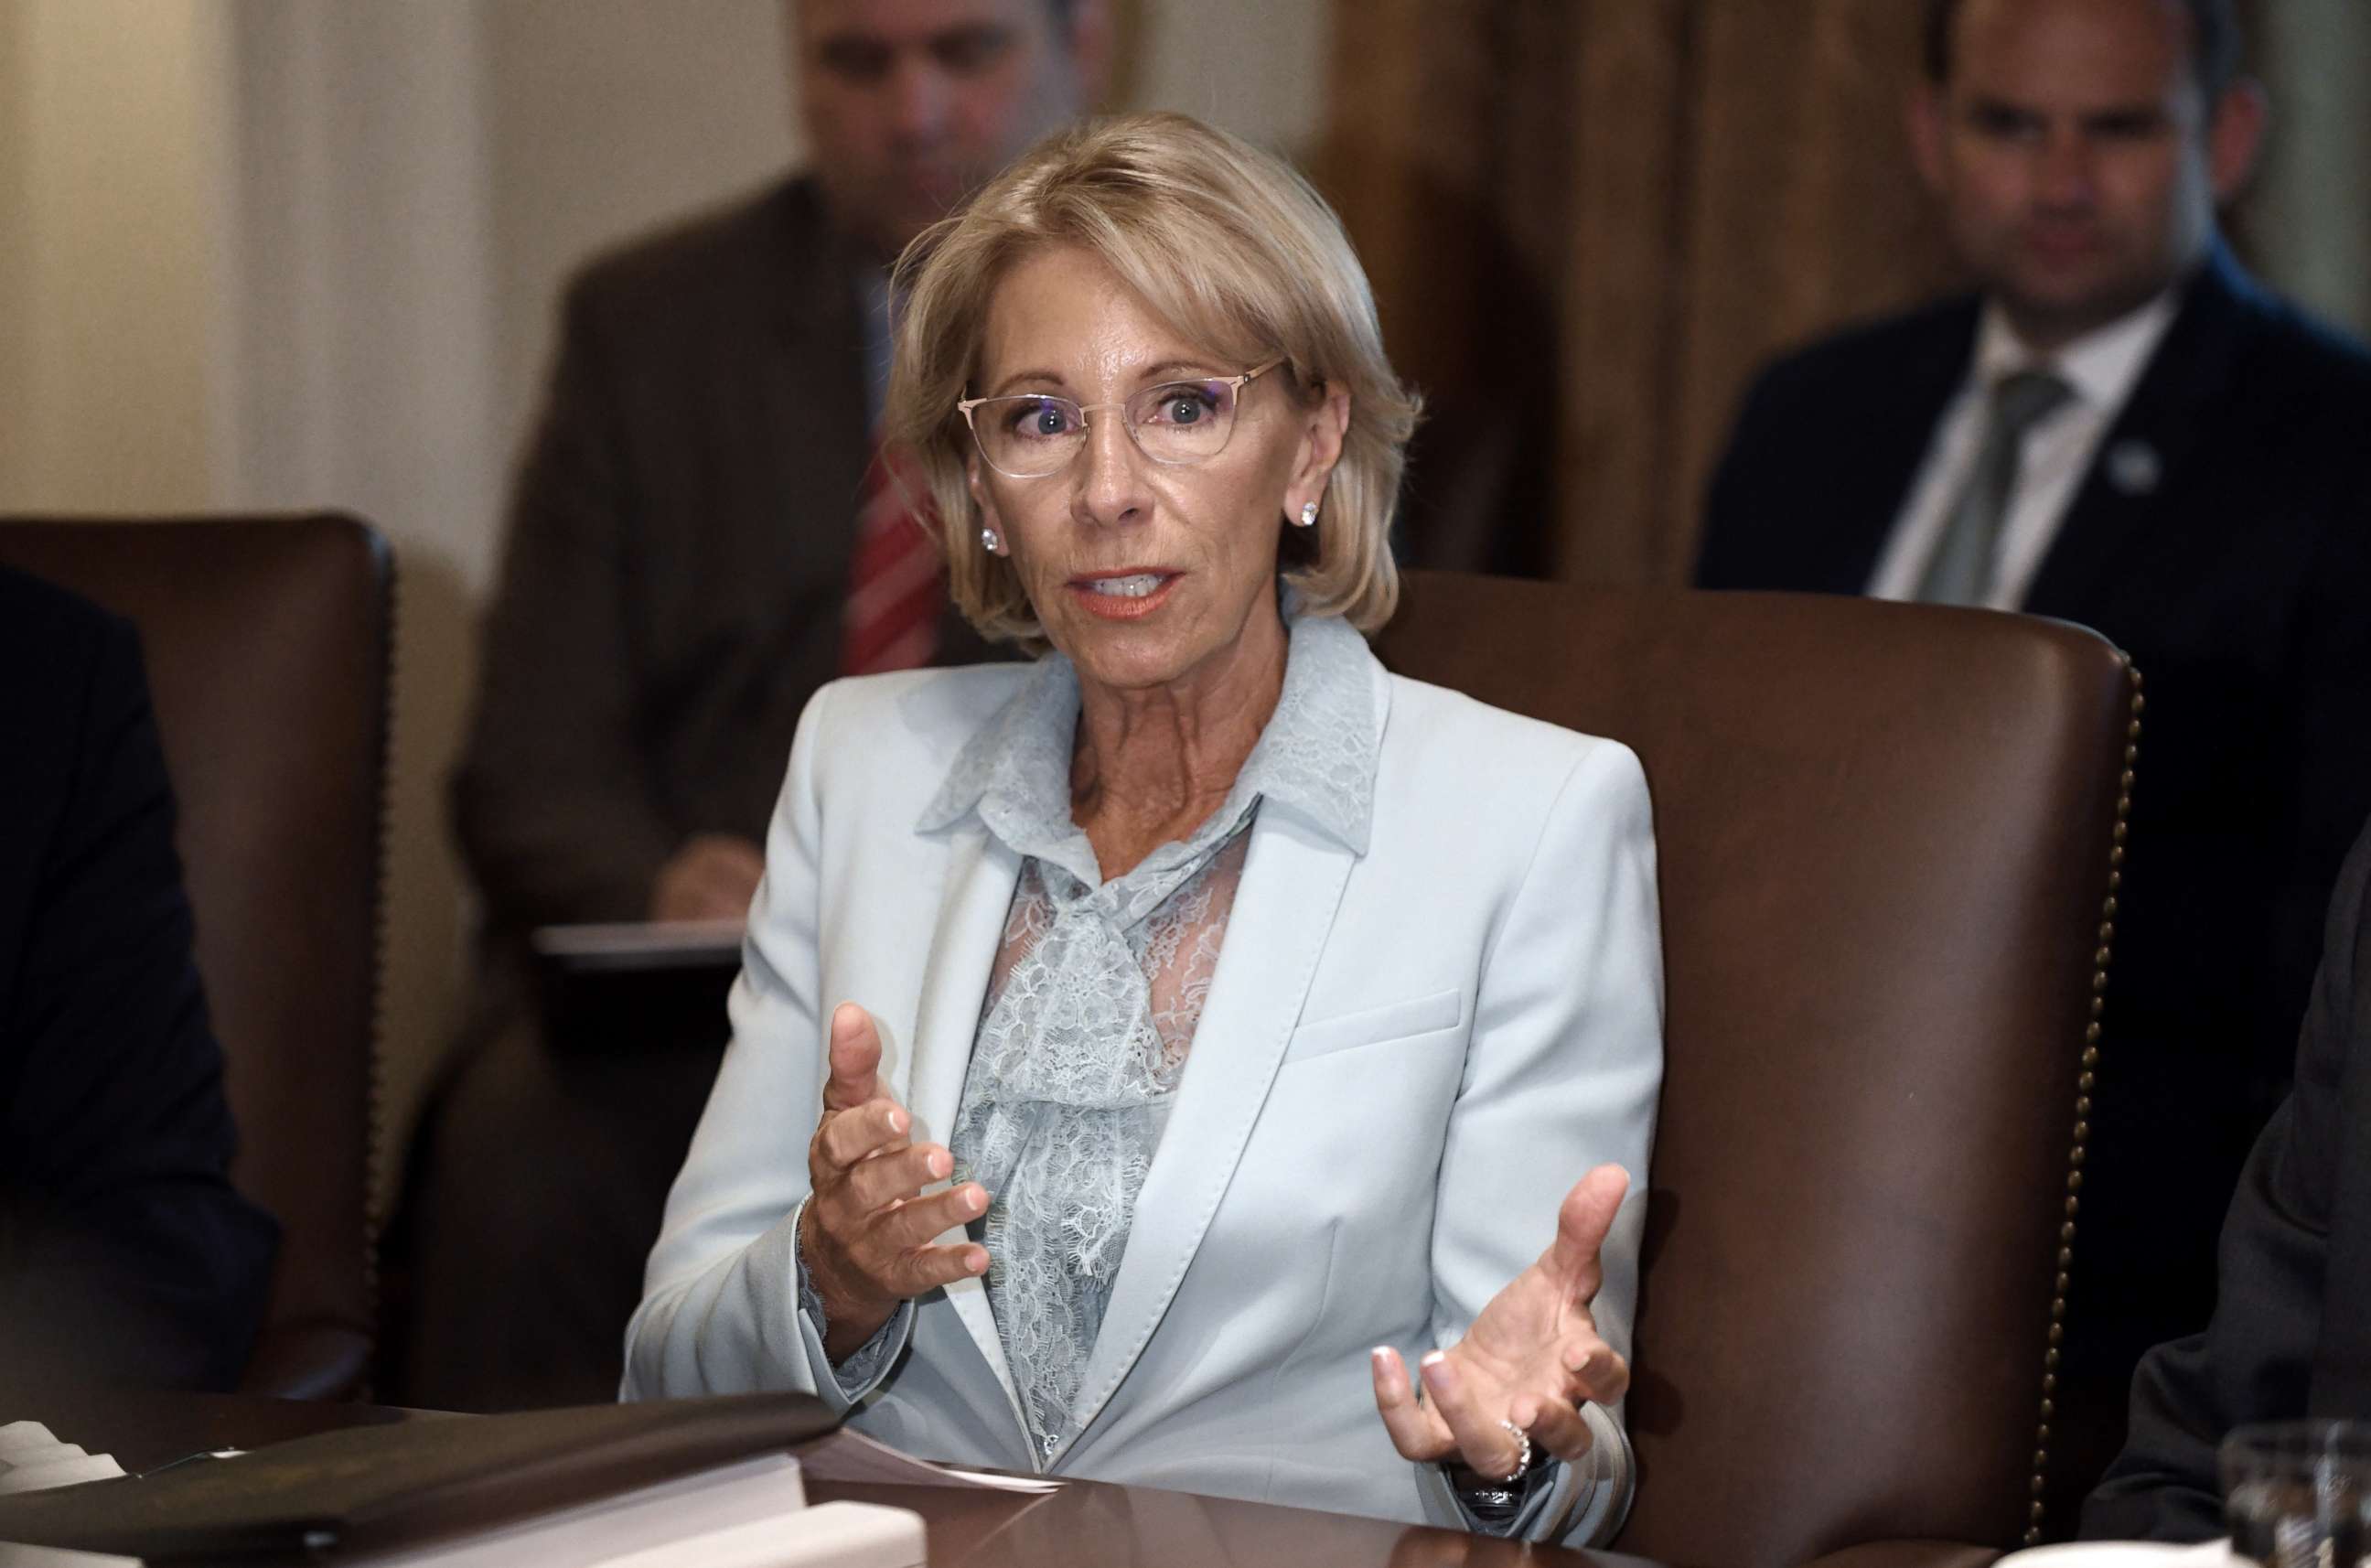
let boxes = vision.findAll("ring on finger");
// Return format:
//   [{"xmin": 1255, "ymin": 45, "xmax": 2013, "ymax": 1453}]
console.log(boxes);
[{"xmin": 1492, "ymin": 1418, "xmax": 1531, "ymax": 1484}]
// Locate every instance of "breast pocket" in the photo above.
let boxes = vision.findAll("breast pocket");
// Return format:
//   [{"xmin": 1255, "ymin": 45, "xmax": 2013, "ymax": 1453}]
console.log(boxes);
[{"xmin": 1281, "ymin": 986, "xmax": 1464, "ymax": 1067}]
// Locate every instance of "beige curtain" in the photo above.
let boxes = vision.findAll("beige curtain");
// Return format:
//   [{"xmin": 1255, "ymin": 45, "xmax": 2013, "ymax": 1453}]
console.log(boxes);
[{"xmin": 1322, "ymin": 0, "xmax": 1960, "ymax": 587}]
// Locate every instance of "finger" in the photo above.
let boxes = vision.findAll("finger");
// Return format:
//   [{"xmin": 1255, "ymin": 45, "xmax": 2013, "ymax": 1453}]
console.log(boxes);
[
  {"xmin": 1370, "ymin": 1347, "xmax": 1454, "ymax": 1461},
  {"xmin": 822, "ymin": 1003, "xmax": 884, "ymax": 1112},
  {"xmin": 1419, "ymin": 1352, "xmax": 1527, "ymax": 1480},
  {"xmin": 846, "ymin": 1142, "xmax": 954, "ymax": 1211},
  {"xmin": 1561, "ymin": 1338, "xmax": 1630, "ymax": 1405},
  {"xmin": 869, "ymin": 1181, "xmax": 989, "ymax": 1252},
  {"xmin": 817, "ymin": 1097, "xmax": 911, "ymax": 1169},
  {"xmin": 1512, "ymin": 1392, "xmax": 1596, "ymax": 1465},
  {"xmin": 1544, "ymin": 1164, "xmax": 1631, "ymax": 1295},
  {"xmin": 880, "ymin": 1239, "xmax": 992, "ymax": 1297}
]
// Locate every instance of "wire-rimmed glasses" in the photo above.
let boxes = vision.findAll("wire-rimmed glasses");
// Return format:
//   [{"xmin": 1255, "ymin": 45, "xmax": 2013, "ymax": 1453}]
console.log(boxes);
[{"xmin": 956, "ymin": 360, "xmax": 1283, "ymax": 478}]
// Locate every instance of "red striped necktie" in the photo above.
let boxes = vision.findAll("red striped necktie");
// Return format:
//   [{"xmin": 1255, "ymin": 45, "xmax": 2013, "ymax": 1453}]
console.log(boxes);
[{"xmin": 840, "ymin": 437, "xmax": 945, "ymax": 676}]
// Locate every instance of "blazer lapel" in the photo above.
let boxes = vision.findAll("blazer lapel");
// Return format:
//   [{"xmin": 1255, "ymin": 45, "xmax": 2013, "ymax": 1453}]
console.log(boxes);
[
  {"xmin": 905, "ymin": 820, "xmax": 1028, "ymax": 1428},
  {"xmin": 1057, "ymin": 668, "xmax": 1387, "ymax": 1460},
  {"xmin": 2024, "ymin": 247, "xmax": 2258, "ymax": 618}
]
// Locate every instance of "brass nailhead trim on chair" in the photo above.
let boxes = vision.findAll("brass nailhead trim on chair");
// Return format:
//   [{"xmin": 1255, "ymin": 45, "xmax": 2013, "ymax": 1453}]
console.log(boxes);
[
  {"xmin": 2023, "ymin": 659, "xmax": 2142, "ymax": 1546},
  {"xmin": 359, "ymin": 561, "xmax": 398, "ymax": 1399}
]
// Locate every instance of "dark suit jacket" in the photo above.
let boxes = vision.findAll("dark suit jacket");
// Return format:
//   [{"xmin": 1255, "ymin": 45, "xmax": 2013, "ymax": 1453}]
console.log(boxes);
[
  {"xmin": 2082, "ymin": 813, "xmax": 2371, "ymax": 1540},
  {"xmin": 1697, "ymin": 248, "xmax": 2371, "ymax": 1368},
  {"xmin": 0, "ymin": 569, "xmax": 278, "ymax": 1390},
  {"xmin": 453, "ymin": 174, "xmax": 996, "ymax": 939}
]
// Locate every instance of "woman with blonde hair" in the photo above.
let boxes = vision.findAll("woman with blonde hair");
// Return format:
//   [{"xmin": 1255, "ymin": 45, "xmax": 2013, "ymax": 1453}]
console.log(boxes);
[{"xmin": 625, "ymin": 112, "xmax": 1663, "ymax": 1545}]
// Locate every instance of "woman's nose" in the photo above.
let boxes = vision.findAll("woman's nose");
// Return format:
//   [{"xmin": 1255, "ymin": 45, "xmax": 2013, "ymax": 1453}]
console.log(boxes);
[{"xmin": 1071, "ymin": 410, "xmax": 1150, "ymax": 527}]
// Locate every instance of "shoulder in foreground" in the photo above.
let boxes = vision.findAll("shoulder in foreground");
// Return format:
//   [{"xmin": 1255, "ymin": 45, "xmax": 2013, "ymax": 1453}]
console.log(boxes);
[
  {"xmin": 1383, "ymin": 672, "xmax": 1647, "ymax": 806},
  {"xmin": 0, "ymin": 566, "xmax": 121, "ymax": 669},
  {"xmin": 567, "ymin": 174, "xmax": 819, "ymax": 309}
]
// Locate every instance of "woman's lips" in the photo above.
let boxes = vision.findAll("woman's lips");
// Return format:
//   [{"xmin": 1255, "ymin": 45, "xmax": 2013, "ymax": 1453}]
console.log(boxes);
[{"xmin": 1067, "ymin": 570, "xmax": 1183, "ymax": 620}]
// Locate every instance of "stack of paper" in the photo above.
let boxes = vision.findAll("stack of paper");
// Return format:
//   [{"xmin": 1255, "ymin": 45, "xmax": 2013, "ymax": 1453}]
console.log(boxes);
[{"xmin": 0, "ymin": 1427, "xmax": 123, "ymax": 1497}]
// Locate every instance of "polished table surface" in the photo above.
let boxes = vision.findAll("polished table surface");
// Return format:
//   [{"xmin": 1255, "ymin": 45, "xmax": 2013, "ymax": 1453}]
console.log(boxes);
[{"xmin": 0, "ymin": 1383, "xmax": 1656, "ymax": 1567}]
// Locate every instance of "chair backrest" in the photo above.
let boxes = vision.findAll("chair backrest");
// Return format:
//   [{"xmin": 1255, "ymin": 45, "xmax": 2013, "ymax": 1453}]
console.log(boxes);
[
  {"xmin": 0, "ymin": 515, "xmax": 390, "ymax": 1400},
  {"xmin": 1372, "ymin": 573, "xmax": 2136, "ymax": 1567}
]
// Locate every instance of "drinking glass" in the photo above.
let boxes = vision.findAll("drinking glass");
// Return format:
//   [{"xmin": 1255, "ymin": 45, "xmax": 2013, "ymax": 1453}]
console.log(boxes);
[{"xmin": 2223, "ymin": 1421, "xmax": 2371, "ymax": 1568}]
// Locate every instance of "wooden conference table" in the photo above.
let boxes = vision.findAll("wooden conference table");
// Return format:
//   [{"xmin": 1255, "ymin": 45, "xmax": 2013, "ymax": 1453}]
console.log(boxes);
[{"xmin": 0, "ymin": 1383, "xmax": 1658, "ymax": 1567}]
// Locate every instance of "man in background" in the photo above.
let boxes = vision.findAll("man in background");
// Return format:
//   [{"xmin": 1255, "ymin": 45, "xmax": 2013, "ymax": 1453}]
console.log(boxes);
[
  {"xmin": 1694, "ymin": 0, "xmax": 2371, "ymax": 1508},
  {"xmin": 389, "ymin": 0, "xmax": 1108, "ymax": 1411}
]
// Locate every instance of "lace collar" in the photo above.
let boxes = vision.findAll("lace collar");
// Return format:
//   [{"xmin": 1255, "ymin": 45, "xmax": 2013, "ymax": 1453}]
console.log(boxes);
[{"xmin": 917, "ymin": 610, "xmax": 1379, "ymax": 886}]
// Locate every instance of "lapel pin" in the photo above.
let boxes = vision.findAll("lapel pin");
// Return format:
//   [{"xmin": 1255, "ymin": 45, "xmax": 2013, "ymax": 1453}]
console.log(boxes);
[{"xmin": 2107, "ymin": 439, "xmax": 2162, "ymax": 496}]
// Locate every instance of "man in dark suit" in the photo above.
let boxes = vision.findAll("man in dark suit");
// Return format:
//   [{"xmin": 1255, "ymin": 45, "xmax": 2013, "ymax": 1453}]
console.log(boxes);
[
  {"xmin": 1695, "ymin": 0, "xmax": 2371, "ymax": 1505},
  {"xmin": 0, "ymin": 569, "xmax": 279, "ymax": 1391},
  {"xmin": 388, "ymin": 0, "xmax": 1109, "ymax": 1409},
  {"xmin": 2082, "ymin": 812, "xmax": 2371, "ymax": 1539}
]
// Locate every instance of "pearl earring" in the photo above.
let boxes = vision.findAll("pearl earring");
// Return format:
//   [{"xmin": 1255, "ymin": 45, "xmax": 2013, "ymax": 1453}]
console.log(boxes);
[
  {"xmin": 981, "ymin": 526, "xmax": 1000, "ymax": 553},
  {"xmin": 1295, "ymin": 501, "xmax": 1319, "ymax": 528}
]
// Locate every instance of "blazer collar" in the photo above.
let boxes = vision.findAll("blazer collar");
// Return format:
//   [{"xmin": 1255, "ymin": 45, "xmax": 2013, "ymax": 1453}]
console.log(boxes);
[
  {"xmin": 906, "ymin": 638, "xmax": 1394, "ymax": 1466},
  {"xmin": 2023, "ymin": 242, "xmax": 2260, "ymax": 618}
]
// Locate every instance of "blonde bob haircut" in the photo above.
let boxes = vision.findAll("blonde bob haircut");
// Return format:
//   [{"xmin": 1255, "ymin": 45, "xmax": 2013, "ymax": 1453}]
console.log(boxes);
[{"xmin": 884, "ymin": 112, "xmax": 1422, "ymax": 645}]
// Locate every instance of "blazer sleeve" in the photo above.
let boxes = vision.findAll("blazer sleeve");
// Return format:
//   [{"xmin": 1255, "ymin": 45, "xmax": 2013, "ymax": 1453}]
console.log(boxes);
[
  {"xmin": 2080, "ymin": 818, "xmax": 2371, "ymax": 1541},
  {"xmin": 621, "ymin": 682, "xmax": 913, "ymax": 1409},
  {"xmin": 0, "ymin": 611, "xmax": 279, "ymax": 1391},
  {"xmin": 1411, "ymin": 739, "xmax": 1666, "ymax": 1545},
  {"xmin": 451, "ymin": 274, "xmax": 682, "ymax": 929}
]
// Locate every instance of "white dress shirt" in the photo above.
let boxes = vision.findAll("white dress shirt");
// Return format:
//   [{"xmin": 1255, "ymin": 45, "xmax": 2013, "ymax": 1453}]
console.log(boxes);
[{"xmin": 1868, "ymin": 289, "xmax": 2180, "ymax": 609}]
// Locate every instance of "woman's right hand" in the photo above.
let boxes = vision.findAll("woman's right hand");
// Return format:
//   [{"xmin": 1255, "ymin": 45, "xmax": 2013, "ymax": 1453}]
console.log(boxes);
[{"xmin": 799, "ymin": 1003, "xmax": 992, "ymax": 1361}]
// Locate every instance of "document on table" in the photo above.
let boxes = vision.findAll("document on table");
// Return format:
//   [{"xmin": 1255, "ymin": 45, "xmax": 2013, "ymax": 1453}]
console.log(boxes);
[{"xmin": 0, "ymin": 1405, "xmax": 1053, "ymax": 1567}]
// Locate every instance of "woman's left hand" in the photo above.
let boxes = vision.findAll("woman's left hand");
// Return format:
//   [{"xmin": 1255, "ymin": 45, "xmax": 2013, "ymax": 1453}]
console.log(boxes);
[{"xmin": 1370, "ymin": 1164, "xmax": 1632, "ymax": 1480}]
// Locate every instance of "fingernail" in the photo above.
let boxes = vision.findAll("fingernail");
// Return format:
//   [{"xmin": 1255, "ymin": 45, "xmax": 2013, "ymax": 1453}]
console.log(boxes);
[
  {"xmin": 885, "ymin": 1108, "xmax": 906, "ymax": 1133},
  {"xmin": 1419, "ymin": 1351, "xmax": 1445, "ymax": 1369},
  {"xmin": 928, "ymin": 1150, "xmax": 951, "ymax": 1179},
  {"xmin": 966, "ymin": 1251, "xmax": 988, "ymax": 1274}
]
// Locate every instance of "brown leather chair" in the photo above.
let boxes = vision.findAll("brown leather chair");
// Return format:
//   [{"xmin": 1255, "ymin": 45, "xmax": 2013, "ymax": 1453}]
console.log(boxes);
[
  {"xmin": 0, "ymin": 515, "xmax": 390, "ymax": 1400},
  {"xmin": 1373, "ymin": 573, "xmax": 2139, "ymax": 1568}
]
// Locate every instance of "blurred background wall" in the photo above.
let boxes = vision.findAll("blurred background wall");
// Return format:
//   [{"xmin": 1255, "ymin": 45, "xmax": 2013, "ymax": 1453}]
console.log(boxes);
[{"xmin": 0, "ymin": 0, "xmax": 2364, "ymax": 1213}]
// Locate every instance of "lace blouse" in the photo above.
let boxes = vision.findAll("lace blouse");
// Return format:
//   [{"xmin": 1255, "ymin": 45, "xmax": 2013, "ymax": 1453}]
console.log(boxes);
[{"xmin": 920, "ymin": 611, "xmax": 1378, "ymax": 1461}]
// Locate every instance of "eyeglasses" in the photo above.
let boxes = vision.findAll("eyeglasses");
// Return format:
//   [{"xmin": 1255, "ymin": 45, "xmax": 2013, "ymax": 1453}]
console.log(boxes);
[{"xmin": 955, "ymin": 360, "xmax": 1284, "ymax": 479}]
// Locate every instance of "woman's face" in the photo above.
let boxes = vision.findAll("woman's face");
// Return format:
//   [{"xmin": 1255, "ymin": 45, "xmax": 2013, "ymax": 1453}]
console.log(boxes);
[{"xmin": 966, "ymin": 244, "xmax": 1348, "ymax": 698}]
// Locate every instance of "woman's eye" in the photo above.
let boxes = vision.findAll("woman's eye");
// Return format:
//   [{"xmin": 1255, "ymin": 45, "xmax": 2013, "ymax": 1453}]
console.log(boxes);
[
  {"xmin": 1006, "ymin": 400, "xmax": 1077, "ymax": 438},
  {"xmin": 1147, "ymin": 387, "xmax": 1221, "ymax": 425}
]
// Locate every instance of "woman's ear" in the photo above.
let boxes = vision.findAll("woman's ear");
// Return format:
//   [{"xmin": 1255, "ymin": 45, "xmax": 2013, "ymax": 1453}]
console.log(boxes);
[
  {"xmin": 967, "ymin": 454, "xmax": 1006, "ymax": 553},
  {"xmin": 1284, "ymin": 381, "xmax": 1353, "ymax": 520}
]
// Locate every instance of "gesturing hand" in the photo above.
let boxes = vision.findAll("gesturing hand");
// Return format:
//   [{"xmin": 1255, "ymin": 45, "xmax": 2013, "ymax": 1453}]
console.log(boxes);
[
  {"xmin": 1370, "ymin": 1165, "xmax": 1633, "ymax": 1481},
  {"xmin": 798, "ymin": 1003, "xmax": 991, "ymax": 1361}
]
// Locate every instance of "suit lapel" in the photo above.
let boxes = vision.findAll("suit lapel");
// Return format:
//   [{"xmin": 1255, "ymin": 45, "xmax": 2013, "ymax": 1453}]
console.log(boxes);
[
  {"xmin": 1823, "ymin": 302, "xmax": 1981, "ymax": 593},
  {"xmin": 905, "ymin": 821, "xmax": 1028, "ymax": 1427},
  {"xmin": 1057, "ymin": 667, "xmax": 1387, "ymax": 1461},
  {"xmin": 2024, "ymin": 249, "xmax": 2258, "ymax": 618}
]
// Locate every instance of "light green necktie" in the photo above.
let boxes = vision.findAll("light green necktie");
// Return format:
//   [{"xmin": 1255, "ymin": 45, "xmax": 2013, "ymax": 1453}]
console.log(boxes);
[{"xmin": 1915, "ymin": 368, "xmax": 2076, "ymax": 607}]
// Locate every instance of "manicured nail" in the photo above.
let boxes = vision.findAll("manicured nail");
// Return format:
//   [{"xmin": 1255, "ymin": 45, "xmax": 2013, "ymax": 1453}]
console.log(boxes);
[
  {"xmin": 885, "ymin": 1108, "xmax": 906, "ymax": 1133},
  {"xmin": 927, "ymin": 1150, "xmax": 952, "ymax": 1179},
  {"xmin": 1420, "ymin": 1351, "xmax": 1446, "ymax": 1369}
]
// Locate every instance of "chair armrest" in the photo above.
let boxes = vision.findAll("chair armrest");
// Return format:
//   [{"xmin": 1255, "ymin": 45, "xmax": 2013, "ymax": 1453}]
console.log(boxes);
[{"xmin": 1798, "ymin": 1540, "xmax": 2002, "ymax": 1568}]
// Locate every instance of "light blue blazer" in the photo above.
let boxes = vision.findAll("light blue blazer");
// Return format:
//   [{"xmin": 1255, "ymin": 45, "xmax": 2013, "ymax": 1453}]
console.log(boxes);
[{"xmin": 624, "ymin": 637, "xmax": 1665, "ymax": 1545}]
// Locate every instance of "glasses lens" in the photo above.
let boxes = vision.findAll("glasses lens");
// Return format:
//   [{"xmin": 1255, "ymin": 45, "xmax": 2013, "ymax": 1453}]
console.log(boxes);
[
  {"xmin": 974, "ymin": 394, "xmax": 1085, "ymax": 476},
  {"xmin": 1128, "ymin": 381, "xmax": 1239, "ymax": 465}
]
